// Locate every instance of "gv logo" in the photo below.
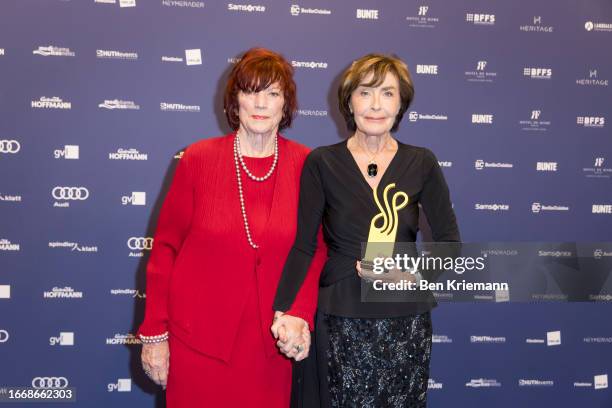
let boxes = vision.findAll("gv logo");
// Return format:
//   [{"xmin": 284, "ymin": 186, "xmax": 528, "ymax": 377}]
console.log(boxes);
[
  {"xmin": 0, "ymin": 140, "xmax": 20, "ymax": 153},
  {"xmin": 32, "ymin": 377, "xmax": 69, "ymax": 389},
  {"xmin": 0, "ymin": 329, "xmax": 8, "ymax": 343},
  {"xmin": 52, "ymin": 187, "xmax": 89, "ymax": 200},
  {"xmin": 127, "ymin": 237, "xmax": 153, "ymax": 250}
]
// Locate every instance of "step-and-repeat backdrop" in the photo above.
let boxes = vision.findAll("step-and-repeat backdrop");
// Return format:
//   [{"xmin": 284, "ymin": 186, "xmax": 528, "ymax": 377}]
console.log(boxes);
[{"xmin": 1, "ymin": 0, "xmax": 611, "ymax": 406}]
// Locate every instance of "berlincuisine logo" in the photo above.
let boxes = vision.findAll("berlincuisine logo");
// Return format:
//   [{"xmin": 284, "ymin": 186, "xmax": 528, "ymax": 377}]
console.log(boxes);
[{"xmin": 33, "ymin": 45, "xmax": 75, "ymax": 57}]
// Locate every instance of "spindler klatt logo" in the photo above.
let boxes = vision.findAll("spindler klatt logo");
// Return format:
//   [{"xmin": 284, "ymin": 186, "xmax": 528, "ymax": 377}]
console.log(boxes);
[
  {"xmin": 531, "ymin": 202, "xmax": 569, "ymax": 213},
  {"xmin": 33, "ymin": 45, "xmax": 75, "ymax": 57},
  {"xmin": 584, "ymin": 157, "xmax": 611, "ymax": 179},
  {"xmin": 406, "ymin": 6, "xmax": 439, "ymax": 28},
  {"xmin": 0, "ymin": 238, "xmax": 20, "ymax": 251},
  {"xmin": 127, "ymin": 237, "xmax": 153, "ymax": 257},
  {"xmin": 31, "ymin": 96, "xmax": 72, "ymax": 110},
  {"xmin": 291, "ymin": 60, "xmax": 328, "ymax": 69},
  {"xmin": 106, "ymin": 333, "xmax": 141, "ymax": 345},
  {"xmin": 475, "ymin": 159, "xmax": 513, "ymax": 170},
  {"xmin": 466, "ymin": 378, "xmax": 501, "ymax": 388},
  {"xmin": 0, "ymin": 48, "xmax": 4, "ymax": 56},
  {"xmin": 48, "ymin": 241, "xmax": 98, "ymax": 252},
  {"xmin": 466, "ymin": 13, "xmax": 495, "ymax": 25},
  {"xmin": 520, "ymin": 16, "xmax": 553, "ymax": 33},
  {"xmin": 465, "ymin": 60, "xmax": 497, "ymax": 83},
  {"xmin": 290, "ymin": 4, "xmax": 331, "ymax": 16},
  {"xmin": 520, "ymin": 110, "xmax": 551, "ymax": 131},
  {"xmin": 160, "ymin": 102, "xmax": 200, "ymax": 112},
  {"xmin": 162, "ymin": 0, "xmax": 205, "ymax": 8},
  {"xmin": 523, "ymin": 67, "xmax": 552, "ymax": 79},
  {"xmin": 96, "ymin": 49, "xmax": 138, "ymax": 60},
  {"xmin": 0, "ymin": 193, "xmax": 22, "ymax": 203},
  {"xmin": 428, "ymin": 378, "xmax": 443, "ymax": 390},
  {"xmin": 227, "ymin": 3, "xmax": 265, "ymax": 12},
  {"xmin": 110, "ymin": 288, "xmax": 146, "ymax": 298},
  {"xmin": 109, "ymin": 148, "xmax": 148, "ymax": 160},
  {"xmin": 577, "ymin": 116, "xmax": 605, "ymax": 128},
  {"xmin": 44, "ymin": 287, "xmax": 84, "ymax": 299},
  {"xmin": 577, "ymin": 69, "xmax": 609, "ymax": 87},
  {"xmin": 99, "ymin": 99, "xmax": 140, "ymax": 110},
  {"xmin": 409, "ymin": 111, "xmax": 448, "ymax": 122},
  {"xmin": 51, "ymin": 187, "xmax": 89, "ymax": 208}
]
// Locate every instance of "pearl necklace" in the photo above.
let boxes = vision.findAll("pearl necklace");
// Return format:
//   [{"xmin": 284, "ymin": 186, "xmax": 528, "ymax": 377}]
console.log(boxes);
[{"xmin": 233, "ymin": 133, "xmax": 279, "ymax": 249}]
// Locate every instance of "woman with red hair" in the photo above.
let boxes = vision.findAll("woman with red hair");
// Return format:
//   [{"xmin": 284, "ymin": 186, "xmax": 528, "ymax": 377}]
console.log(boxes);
[{"xmin": 137, "ymin": 47, "xmax": 325, "ymax": 407}]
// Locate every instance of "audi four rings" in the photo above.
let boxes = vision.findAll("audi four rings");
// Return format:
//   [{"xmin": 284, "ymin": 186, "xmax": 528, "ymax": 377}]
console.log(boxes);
[
  {"xmin": 0, "ymin": 140, "xmax": 21, "ymax": 153},
  {"xmin": 31, "ymin": 377, "xmax": 69, "ymax": 389},
  {"xmin": 51, "ymin": 187, "xmax": 89, "ymax": 200},
  {"xmin": 127, "ymin": 237, "xmax": 154, "ymax": 250}
]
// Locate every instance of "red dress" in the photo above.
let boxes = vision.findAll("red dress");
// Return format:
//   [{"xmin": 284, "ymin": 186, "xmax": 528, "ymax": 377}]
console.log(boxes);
[{"xmin": 138, "ymin": 134, "xmax": 325, "ymax": 407}]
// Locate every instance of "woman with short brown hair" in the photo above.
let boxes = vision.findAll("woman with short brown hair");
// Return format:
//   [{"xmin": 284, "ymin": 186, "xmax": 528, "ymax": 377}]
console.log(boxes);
[{"xmin": 273, "ymin": 53, "xmax": 460, "ymax": 407}]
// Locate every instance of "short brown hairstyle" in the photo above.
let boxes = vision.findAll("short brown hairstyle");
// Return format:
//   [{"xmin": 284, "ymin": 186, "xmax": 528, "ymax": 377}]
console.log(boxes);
[
  {"xmin": 224, "ymin": 48, "xmax": 297, "ymax": 131},
  {"xmin": 338, "ymin": 54, "xmax": 414, "ymax": 133}
]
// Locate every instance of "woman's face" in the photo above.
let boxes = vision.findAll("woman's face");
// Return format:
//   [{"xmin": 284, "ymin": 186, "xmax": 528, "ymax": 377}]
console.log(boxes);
[
  {"xmin": 237, "ymin": 82, "xmax": 285, "ymax": 137},
  {"xmin": 349, "ymin": 72, "xmax": 401, "ymax": 138}
]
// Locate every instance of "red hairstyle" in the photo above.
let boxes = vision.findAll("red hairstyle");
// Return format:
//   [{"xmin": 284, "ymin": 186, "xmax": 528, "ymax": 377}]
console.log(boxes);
[{"xmin": 224, "ymin": 48, "xmax": 297, "ymax": 131}]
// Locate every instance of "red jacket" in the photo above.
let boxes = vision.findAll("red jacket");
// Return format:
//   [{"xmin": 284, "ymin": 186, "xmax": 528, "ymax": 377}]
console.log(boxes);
[{"xmin": 138, "ymin": 134, "xmax": 325, "ymax": 362}]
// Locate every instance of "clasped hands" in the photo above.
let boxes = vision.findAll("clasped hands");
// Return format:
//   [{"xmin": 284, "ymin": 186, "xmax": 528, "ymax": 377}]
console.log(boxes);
[{"xmin": 271, "ymin": 311, "xmax": 311, "ymax": 361}]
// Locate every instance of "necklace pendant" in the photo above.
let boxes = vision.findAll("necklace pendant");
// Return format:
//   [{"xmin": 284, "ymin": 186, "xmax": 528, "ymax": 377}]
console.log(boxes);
[{"xmin": 367, "ymin": 163, "xmax": 378, "ymax": 178}]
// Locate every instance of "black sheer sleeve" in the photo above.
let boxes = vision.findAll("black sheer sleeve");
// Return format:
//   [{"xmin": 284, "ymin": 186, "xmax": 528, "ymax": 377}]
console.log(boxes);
[{"xmin": 273, "ymin": 150, "xmax": 326, "ymax": 311}]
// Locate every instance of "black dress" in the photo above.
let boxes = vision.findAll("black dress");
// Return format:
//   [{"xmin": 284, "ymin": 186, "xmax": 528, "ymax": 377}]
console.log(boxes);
[{"xmin": 274, "ymin": 139, "xmax": 460, "ymax": 407}]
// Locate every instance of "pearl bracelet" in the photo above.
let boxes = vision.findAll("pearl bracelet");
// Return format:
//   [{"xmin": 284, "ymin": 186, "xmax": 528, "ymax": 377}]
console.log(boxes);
[{"xmin": 139, "ymin": 332, "xmax": 169, "ymax": 344}]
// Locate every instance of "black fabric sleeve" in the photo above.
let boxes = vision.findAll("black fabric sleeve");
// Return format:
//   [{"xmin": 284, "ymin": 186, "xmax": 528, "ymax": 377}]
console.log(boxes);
[
  {"xmin": 273, "ymin": 150, "xmax": 326, "ymax": 311},
  {"xmin": 420, "ymin": 148, "xmax": 460, "ymax": 242},
  {"xmin": 419, "ymin": 149, "xmax": 461, "ymax": 282}
]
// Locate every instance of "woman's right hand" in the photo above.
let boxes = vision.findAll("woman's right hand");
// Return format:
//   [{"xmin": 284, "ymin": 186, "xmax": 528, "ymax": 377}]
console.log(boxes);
[{"xmin": 141, "ymin": 341, "xmax": 170, "ymax": 389}]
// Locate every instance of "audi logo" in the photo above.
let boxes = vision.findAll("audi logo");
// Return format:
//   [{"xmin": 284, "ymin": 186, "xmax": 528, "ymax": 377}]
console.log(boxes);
[
  {"xmin": 0, "ymin": 140, "xmax": 20, "ymax": 153},
  {"xmin": 127, "ymin": 237, "xmax": 153, "ymax": 250},
  {"xmin": 32, "ymin": 376, "xmax": 69, "ymax": 389},
  {"xmin": 52, "ymin": 187, "xmax": 89, "ymax": 200},
  {"xmin": 0, "ymin": 329, "xmax": 8, "ymax": 343}
]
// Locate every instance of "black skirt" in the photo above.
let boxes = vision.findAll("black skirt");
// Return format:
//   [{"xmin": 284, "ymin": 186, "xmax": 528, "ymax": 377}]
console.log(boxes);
[{"xmin": 291, "ymin": 311, "xmax": 433, "ymax": 408}]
